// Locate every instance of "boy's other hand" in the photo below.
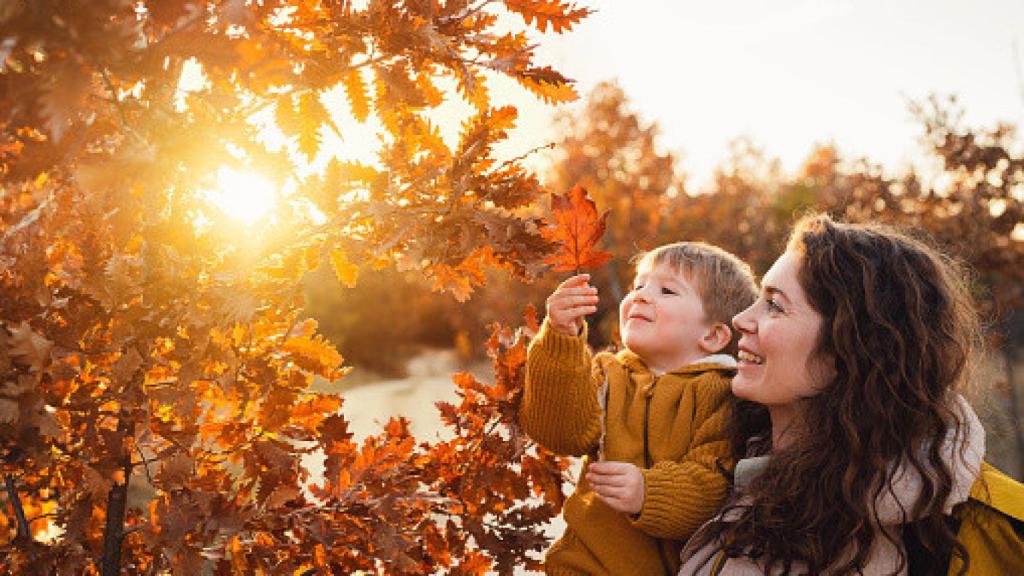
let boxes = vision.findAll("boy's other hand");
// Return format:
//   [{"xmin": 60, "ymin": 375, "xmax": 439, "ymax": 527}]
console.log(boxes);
[
  {"xmin": 546, "ymin": 274, "xmax": 599, "ymax": 336},
  {"xmin": 586, "ymin": 461, "xmax": 644, "ymax": 515}
]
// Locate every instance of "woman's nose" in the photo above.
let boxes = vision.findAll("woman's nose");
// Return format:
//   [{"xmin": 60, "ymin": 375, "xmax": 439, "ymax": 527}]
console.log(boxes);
[{"xmin": 732, "ymin": 303, "xmax": 756, "ymax": 334}]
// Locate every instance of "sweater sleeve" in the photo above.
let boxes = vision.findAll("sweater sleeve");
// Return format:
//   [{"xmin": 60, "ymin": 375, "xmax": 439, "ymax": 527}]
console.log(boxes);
[
  {"xmin": 630, "ymin": 376, "xmax": 733, "ymax": 540},
  {"xmin": 519, "ymin": 318, "xmax": 603, "ymax": 456}
]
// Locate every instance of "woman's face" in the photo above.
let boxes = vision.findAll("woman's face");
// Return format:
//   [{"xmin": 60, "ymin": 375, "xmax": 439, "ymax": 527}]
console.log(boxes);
[{"xmin": 731, "ymin": 250, "xmax": 835, "ymax": 412}]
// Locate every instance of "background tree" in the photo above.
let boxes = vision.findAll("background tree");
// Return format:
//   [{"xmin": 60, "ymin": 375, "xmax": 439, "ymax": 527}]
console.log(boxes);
[
  {"xmin": 543, "ymin": 81, "xmax": 683, "ymax": 342},
  {"xmin": 0, "ymin": 1, "xmax": 589, "ymax": 573},
  {"xmin": 666, "ymin": 137, "xmax": 787, "ymax": 276},
  {"xmin": 863, "ymin": 97, "xmax": 1023, "ymax": 475}
]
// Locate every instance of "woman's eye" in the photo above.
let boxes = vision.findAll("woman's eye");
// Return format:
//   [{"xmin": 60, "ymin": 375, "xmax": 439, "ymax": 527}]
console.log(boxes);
[{"xmin": 766, "ymin": 298, "xmax": 784, "ymax": 314}]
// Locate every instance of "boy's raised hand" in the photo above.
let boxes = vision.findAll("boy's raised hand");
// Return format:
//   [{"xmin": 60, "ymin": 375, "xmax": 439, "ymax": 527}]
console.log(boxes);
[
  {"xmin": 586, "ymin": 461, "xmax": 644, "ymax": 515},
  {"xmin": 546, "ymin": 274, "xmax": 599, "ymax": 336}
]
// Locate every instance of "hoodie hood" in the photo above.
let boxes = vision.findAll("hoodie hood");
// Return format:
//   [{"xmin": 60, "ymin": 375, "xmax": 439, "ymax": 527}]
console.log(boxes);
[
  {"xmin": 873, "ymin": 394, "xmax": 985, "ymax": 525},
  {"xmin": 616, "ymin": 349, "xmax": 737, "ymax": 376}
]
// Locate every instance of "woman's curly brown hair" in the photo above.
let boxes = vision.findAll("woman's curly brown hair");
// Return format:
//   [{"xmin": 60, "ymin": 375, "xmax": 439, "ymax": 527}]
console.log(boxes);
[{"xmin": 699, "ymin": 214, "xmax": 983, "ymax": 574}]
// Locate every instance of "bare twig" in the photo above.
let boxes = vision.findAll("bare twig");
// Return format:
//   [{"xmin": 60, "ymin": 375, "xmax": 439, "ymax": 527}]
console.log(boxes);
[
  {"xmin": 25, "ymin": 512, "xmax": 59, "ymax": 524},
  {"xmin": 132, "ymin": 439, "xmax": 155, "ymax": 487},
  {"xmin": 497, "ymin": 141, "xmax": 556, "ymax": 171}
]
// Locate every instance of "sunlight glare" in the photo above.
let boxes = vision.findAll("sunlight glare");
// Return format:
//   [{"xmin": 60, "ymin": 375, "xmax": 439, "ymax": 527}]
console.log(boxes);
[{"xmin": 203, "ymin": 167, "xmax": 278, "ymax": 225}]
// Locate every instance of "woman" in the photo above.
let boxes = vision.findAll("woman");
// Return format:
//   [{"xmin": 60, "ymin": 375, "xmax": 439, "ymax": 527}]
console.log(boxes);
[{"xmin": 678, "ymin": 214, "xmax": 986, "ymax": 575}]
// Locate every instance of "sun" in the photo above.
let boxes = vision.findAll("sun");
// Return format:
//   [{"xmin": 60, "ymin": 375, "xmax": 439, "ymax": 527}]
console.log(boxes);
[{"xmin": 203, "ymin": 167, "xmax": 278, "ymax": 225}]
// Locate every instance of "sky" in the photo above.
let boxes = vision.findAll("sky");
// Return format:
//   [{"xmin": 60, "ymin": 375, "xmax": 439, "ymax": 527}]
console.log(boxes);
[{"xmin": 490, "ymin": 0, "xmax": 1024, "ymax": 190}]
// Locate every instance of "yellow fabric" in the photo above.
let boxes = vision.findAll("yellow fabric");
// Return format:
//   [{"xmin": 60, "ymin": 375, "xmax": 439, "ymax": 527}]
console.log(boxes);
[
  {"xmin": 520, "ymin": 319, "xmax": 734, "ymax": 576},
  {"xmin": 948, "ymin": 462, "xmax": 1024, "ymax": 575},
  {"xmin": 969, "ymin": 462, "xmax": 1024, "ymax": 521}
]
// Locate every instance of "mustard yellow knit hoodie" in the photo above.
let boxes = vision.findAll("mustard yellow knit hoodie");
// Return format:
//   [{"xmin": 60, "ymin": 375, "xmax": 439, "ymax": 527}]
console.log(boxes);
[{"xmin": 520, "ymin": 319, "xmax": 734, "ymax": 576}]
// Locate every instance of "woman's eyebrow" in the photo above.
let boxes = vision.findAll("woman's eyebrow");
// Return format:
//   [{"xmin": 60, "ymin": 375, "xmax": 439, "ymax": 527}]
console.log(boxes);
[{"xmin": 763, "ymin": 284, "xmax": 791, "ymax": 303}]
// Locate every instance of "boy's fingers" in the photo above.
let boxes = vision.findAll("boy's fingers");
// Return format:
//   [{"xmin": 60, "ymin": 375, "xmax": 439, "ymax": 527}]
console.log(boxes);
[
  {"xmin": 588, "ymin": 461, "xmax": 633, "ymax": 474},
  {"xmin": 586, "ymin": 466, "xmax": 628, "ymax": 480},
  {"xmin": 593, "ymin": 492, "xmax": 616, "ymax": 507},
  {"xmin": 559, "ymin": 274, "xmax": 591, "ymax": 289},
  {"xmin": 558, "ymin": 308, "xmax": 596, "ymax": 321},
  {"xmin": 550, "ymin": 298, "xmax": 598, "ymax": 316},
  {"xmin": 556, "ymin": 286, "xmax": 598, "ymax": 298},
  {"xmin": 586, "ymin": 474, "xmax": 628, "ymax": 488},
  {"xmin": 551, "ymin": 290, "xmax": 597, "ymax": 305},
  {"xmin": 593, "ymin": 492, "xmax": 629, "ymax": 513},
  {"xmin": 551, "ymin": 303, "xmax": 596, "ymax": 318},
  {"xmin": 547, "ymin": 290, "xmax": 597, "ymax": 316},
  {"xmin": 554, "ymin": 295, "xmax": 599, "ymax": 309},
  {"xmin": 591, "ymin": 484, "xmax": 621, "ymax": 498}
]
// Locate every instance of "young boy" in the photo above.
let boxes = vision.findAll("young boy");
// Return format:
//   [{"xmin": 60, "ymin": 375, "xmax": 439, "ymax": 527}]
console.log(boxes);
[{"xmin": 520, "ymin": 242, "xmax": 758, "ymax": 576}]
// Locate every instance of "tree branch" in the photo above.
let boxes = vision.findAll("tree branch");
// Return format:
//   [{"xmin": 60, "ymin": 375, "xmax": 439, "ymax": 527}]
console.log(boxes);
[
  {"xmin": 132, "ymin": 439, "xmax": 155, "ymax": 487},
  {"xmin": 99, "ymin": 418, "xmax": 133, "ymax": 576},
  {"xmin": 3, "ymin": 475, "xmax": 33, "ymax": 543},
  {"xmin": 100, "ymin": 366, "xmax": 144, "ymax": 576}
]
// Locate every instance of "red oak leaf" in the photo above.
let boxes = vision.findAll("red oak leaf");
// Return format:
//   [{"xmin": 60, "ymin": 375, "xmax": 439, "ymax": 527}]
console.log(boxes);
[{"xmin": 541, "ymin": 185, "xmax": 612, "ymax": 273}]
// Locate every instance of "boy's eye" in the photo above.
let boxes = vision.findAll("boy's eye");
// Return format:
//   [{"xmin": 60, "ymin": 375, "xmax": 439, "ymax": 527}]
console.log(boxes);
[
  {"xmin": 661, "ymin": 287, "xmax": 676, "ymax": 295},
  {"xmin": 632, "ymin": 283, "xmax": 644, "ymax": 291}
]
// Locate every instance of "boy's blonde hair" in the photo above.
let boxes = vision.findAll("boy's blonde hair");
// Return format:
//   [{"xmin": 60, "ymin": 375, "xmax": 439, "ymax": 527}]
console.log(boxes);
[{"xmin": 635, "ymin": 242, "xmax": 758, "ymax": 355}]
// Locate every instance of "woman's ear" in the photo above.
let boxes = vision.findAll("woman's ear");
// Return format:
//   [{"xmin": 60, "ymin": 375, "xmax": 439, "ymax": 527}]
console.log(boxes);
[{"xmin": 699, "ymin": 322, "xmax": 732, "ymax": 354}]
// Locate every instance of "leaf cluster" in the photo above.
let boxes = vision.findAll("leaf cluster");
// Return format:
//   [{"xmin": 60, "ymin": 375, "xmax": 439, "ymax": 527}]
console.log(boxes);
[{"xmin": 1, "ymin": 0, "xmax": 588, "ymax": 573}]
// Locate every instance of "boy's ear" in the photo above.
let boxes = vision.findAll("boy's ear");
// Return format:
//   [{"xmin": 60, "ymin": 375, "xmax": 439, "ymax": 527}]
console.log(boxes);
[{"xmin": 699, "ymin": 322, "xmax": 732, "ymax": 354}]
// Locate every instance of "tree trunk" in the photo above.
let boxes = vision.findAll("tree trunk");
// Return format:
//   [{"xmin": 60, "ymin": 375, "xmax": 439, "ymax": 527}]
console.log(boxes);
[
  {"xmin": 4, "ymin": 475, "xmax": 32, "ymax": 543},
  {"xmin": 100, "ymin": 419, "xmax": 133, "ymax": 576},
  {"xmin": 603, "ymin": 226, "xmax": 625, "ymax": 304}
]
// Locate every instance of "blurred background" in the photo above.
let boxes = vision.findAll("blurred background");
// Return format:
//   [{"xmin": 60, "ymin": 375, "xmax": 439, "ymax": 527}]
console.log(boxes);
[{"xmin": 307, "ymin": 0, "xmax": 1024, "ymax": 479}]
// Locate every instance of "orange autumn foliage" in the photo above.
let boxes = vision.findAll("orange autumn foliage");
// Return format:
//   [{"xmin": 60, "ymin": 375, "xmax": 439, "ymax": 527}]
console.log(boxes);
[{"xmin": 0, "ymin": 1, "xmax": 585, "ymax": 574}]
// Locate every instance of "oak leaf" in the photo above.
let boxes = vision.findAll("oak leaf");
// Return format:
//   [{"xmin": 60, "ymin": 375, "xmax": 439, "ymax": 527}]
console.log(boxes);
[
  {"xmin": 504, "ymin": 0, "xmax": 591, "ymax": 34},
  {"xmin": 7, "ymin": 322, "xmax": 54, "ymax": 372},
  {"xmin": 514, "ymin": 65, "xmax": 579, "ymax": 104},
  {"xmin": 158, "ymin": 453, "xmax": 194, "ymax": 489},
  {"xmin": 281, "ymin": 335, "xmax": 344, "ymax": 375},
  {"xmin": 343, "ymin": 68, "xmax": 371, "ymax": 122},
  {"xmin": 541, "ymin": 185, "xmax": 613, "ymax": 273},
  {"xmin": 330, "ymin": 248, "xmax": 359, "ymax": 288},
  {"xmin": 297, "ymin": 90, "xmax": 325, "ymax": 160},
  {"xmin": 264, "ymin": 485, "xmax": 300, "ymax": 510},
  {"xmin": 83, "ymin": 466, "xmax": 112, "ymax": 501},
  {"xmin": 425, "ymin": 247, "xmax": 495, "ymax": 302}
]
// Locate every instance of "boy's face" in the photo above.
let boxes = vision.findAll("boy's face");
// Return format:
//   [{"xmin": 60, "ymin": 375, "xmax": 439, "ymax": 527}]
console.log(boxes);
[{"xmin": 619, "ymin": 261, "xmax": 716, "ymax": 373}]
